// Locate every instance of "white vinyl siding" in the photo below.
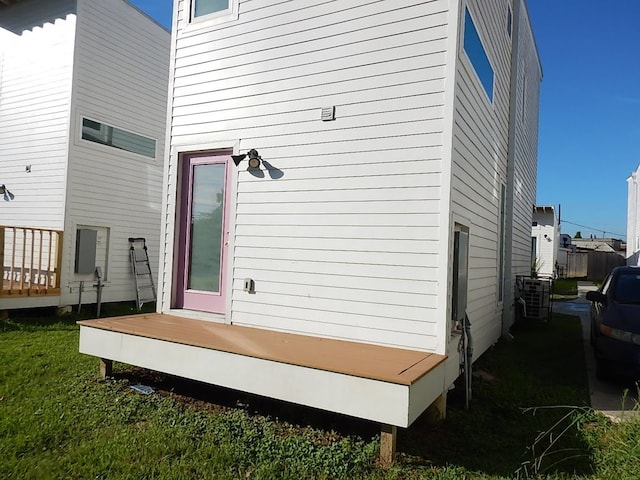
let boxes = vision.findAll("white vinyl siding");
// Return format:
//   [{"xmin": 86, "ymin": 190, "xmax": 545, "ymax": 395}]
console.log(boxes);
[
  {"xmin": 60, "ymin": 0, "xmax": 170, "ymax": 306},
  {"xmin": 511, "ymin": 1, "xmax": 542, "ymax": 280},
  {"xmin": 627, "ymin": 166, "xmax": 640, "ymax": 264},
  {"xmin": 164, "ymin": 0, "xmax": 450, "ymax": 351},
  {"xmin": 451, "ymin": 0, "xmax": 513, "ymax": 354},
  {"xmin": 0, "ymin": 5, "xmax": 75, "ymax": 230}
]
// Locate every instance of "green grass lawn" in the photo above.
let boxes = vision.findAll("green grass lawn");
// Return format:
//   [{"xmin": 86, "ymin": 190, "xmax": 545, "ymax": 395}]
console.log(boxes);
[
  {"xmin": 551, "ymin": 278, "xmax": 582, "ymax": 304},
  {"xmin": 1, "ymin": 306, "xmax": 639, "ymax": 479},
  {"xmin": 553, "ymin": 279, "xmax": 579, "ymax": 297}
]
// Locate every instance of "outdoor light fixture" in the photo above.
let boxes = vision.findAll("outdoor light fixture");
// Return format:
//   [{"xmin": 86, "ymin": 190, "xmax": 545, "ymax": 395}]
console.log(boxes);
[
  {"xmin": 0, "ymin": 184, "xmax": 14, "ymax": 201},
  {"xmin": 232, "ymin": 149, "xmax": 262, "ymax": 169}
]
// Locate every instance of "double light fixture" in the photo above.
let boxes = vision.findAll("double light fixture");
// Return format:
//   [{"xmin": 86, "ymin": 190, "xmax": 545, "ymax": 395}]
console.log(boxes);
[
  {"xmin": 232, "ymin": 149, "xmax": 261, "ymax": 169},
  {"xmin": 0, "ymin": 184, "xmax": 14, "ymax": 201}
]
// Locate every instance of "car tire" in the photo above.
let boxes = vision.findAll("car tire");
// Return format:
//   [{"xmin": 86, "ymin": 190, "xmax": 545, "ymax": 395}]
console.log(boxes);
[{"xmin": 595, "ymin": 358, "xmax": 610, "ymax": 381}]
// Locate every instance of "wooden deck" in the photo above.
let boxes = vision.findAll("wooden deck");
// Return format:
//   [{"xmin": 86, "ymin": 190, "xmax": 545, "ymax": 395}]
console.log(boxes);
[
  {"xmin": 1, "ymin": 225, "xmax": 62, "ymax": 300},
  {"xmin": 1, "ymin": 279, "xmax": 60, "ymax": 297},
  {"xmin": 77, "ymin": 313, "xmax": 446, "ymax": 386}
]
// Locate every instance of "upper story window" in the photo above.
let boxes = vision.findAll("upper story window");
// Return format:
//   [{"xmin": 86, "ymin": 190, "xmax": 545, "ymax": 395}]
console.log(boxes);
[
  {"xmin": 463, "ymin": 7, "xmax": 494, "ymax": 102},
  {"xmin": 507, "ymin": 6, "xmax": 512, "ymax": 37},
  {"xmin": 81, "ymin": 118, "xmax": 156, "ymax": 159},
  {"xmin": 192, "ymin": 0, "xmax": 230, "ymax": 18}
]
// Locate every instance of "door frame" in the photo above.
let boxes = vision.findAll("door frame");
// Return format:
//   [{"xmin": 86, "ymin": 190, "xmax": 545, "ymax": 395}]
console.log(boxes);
[{"xmin": 173, "ymin": 150, "xmax": 235, "ymax": 317}]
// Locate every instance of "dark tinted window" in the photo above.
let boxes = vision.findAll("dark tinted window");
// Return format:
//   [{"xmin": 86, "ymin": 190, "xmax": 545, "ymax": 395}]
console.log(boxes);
[
  {"xmin": 613, "ymin": 273, "xmax": 640, "ymax": 304},
  {"xmin": 82, "ymin": 118, "xmax": 156, "ymax": 159}
]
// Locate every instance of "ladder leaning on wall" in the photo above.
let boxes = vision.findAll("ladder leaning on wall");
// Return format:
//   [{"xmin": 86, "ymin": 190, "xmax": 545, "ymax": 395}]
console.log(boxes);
[{"xmin": 128, "ymin": 237, "xmax": 157, "ymax": 311}]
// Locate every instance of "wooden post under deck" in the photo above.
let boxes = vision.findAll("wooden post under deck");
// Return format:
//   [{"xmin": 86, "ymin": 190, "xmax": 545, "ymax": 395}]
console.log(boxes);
[
  {"xmin": 99, "ymin": 358, "xmax": 113, "ymax": 379},
  {"xmin": 380, "ymin": 424, "xmax": 397, "ymax": 467}
]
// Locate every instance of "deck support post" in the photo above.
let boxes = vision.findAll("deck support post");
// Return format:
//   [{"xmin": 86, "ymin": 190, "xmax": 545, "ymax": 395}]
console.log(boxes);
[
  {"xmin": 424, "ymin": 392, "xmax": 447, "ymax": 422},
  {"xmin": 99, "ymin": 358, "xmax": 113, "ymax": 379},
  {"xmin": 380, "ymin": 424, "xmax": 397, "ymax": 467}
]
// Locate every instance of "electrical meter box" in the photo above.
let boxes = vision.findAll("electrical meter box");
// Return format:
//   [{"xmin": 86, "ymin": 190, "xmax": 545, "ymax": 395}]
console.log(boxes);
[{"xmin": 75, "ymin": 228, "xmax": 97, "ymax": 274}]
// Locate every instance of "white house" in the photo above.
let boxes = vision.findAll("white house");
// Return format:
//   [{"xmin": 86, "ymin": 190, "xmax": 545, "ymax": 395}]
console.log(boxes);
[
  {"xmin": 0, "ymin": 0, "xmax": 170, "ymax": 311},
  {"xmin": 627, "ymin": 164, "xmax": 640, "ymax": 265},
  {"xmin": 531, "ymin": 205, "xmax": 558, "ymax": 278},
  {"xmin": 78, "ymin": 0, "xmax": 541, "ymax": 461}
]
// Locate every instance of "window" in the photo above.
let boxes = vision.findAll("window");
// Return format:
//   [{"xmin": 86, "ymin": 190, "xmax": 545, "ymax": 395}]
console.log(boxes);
[
  {"xmin": 507, "ymin": 6, "xmax": 512, "ymax": 37},
  {"xmin": 192, "ymin": 0, "xmax": 229, "ymax": 18},
  {"xmin": 498, "ymin": 184, "xmax": 506, "ymax": 301},
  {"xmin": 82, "ymin": 118, "xmax": 156, "ymax": 159},
  {"xmin": 521, "ymin": 75, "xmax": 527, "ymax": 121},
  {"xmin": 531, "ymin": 236, "xmax": 537, "ymax": 264},
  {"xmin": 463, "ymin": 7, "xmax": 494, "ymax": 102},
  {"xmin": 613, "ymin": 273, "xmax": 640, "ymax": 304}
]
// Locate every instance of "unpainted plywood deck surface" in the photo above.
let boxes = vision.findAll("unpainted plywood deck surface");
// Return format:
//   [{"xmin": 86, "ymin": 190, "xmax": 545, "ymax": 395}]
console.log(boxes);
[{"xmin": 78, "ymin": 313, "xmax": 446, "ymax": 385}]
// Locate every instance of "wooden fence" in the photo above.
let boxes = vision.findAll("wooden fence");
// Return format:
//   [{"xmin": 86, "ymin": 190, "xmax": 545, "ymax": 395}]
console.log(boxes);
[
  {"xmin": 1, "ymin": 226, "xmax": 63, "ymax": 297},
  {"xmin": 563, "ymin": 250, "xmax": 625, "ymax": 281}
]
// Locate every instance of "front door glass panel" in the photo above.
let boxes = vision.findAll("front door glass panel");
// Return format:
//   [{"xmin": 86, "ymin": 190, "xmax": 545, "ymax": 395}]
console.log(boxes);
[{"xmin": 188, "ymin": 163, "xmax": 225, "ymax": 293}]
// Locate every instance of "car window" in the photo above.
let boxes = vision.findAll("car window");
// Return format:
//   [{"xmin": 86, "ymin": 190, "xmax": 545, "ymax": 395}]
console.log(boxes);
[{"xmin": 613, "ymin": 273, "xmax": 640, "ymax": 304}]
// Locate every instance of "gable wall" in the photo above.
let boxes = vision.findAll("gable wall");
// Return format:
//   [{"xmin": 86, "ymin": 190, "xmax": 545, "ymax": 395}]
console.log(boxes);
[
  {"xmin": 60, "ymin": 0, "xmax": 170, "ymax": 305},
  {"xmin": 0, "ymin": 0, "xmax": 76, "ymax": 230},
  {"xmin": 451, "ymin": 0, "xmax": 515, "ymax": 354},
  {"xmin": 163, "ymin": 0, "xmax": 453, "ymax": 352}
]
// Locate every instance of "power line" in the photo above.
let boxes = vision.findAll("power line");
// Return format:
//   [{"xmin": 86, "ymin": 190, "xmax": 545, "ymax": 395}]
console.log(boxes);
[{"xmin": 561, "ymin": 220, "xmax": 626, "ymax": 239}]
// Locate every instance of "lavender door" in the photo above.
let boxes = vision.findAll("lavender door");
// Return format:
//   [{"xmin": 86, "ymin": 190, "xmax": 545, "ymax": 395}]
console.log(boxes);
[{"xmin": 176, "ymin": 153, "xmax": 231, "ymax": 313}]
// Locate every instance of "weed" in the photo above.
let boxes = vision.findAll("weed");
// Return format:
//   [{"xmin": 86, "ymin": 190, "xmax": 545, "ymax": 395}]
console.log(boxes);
[{"xmin": 515, "ymin": 406, "xmax": 599, "ymax": 478}]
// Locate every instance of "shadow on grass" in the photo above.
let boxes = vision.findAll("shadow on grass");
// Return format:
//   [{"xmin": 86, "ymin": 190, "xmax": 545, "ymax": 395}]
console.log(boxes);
[
  {"xmin": 401, "ymin": 315, "xmax": 594, "ymax": 477},
  {"xmin": 108, "ymin": 313, "xmax": 594, "ymax": 478},
  {"xmin": 113, "ymin": 367, "xmax": 379, "ymax": 442}
]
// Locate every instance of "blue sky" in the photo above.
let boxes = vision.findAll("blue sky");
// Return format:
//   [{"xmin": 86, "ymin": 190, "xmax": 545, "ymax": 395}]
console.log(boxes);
[
  {"xmin": 131, "ymin": 0, "xmax": 639, "ymax": 240},
  {"xmin": 527, "ymin": 0, "xmax": 640, "ymax": 240}
]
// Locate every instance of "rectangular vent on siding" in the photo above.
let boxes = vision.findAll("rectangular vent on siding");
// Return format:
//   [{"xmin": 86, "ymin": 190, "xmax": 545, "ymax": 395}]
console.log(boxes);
[{"xmin": 321, "ymin": 106, "xmax": 335, "ymax": 121}]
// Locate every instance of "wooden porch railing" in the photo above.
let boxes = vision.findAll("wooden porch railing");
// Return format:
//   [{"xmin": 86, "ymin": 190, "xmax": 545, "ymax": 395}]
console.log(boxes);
[{"xmin": 1, "ymin": 226, "xmax": 63, "ymax": 297}]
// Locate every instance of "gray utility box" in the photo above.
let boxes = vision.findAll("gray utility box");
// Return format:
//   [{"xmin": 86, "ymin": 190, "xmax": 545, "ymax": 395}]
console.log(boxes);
[{"xmin": 75, "ymin": 228, "xmax": 97, "ymax": 274}]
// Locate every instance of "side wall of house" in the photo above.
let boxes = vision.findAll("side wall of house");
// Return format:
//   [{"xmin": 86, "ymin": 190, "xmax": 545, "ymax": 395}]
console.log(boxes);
[
  {"xmin": 532, "ymin": 209, "xmax": 556, "ymax": 278},
  {"xmin": 162, "ymin": 0, "xmax": 452, "ymax": 352},
  {"xmin": 503, "ymin": 0, "xmax": 541, "ymax": 325},
  {"xmin": 451, "ymin": 0, "xmax": 515, "ymax": 356},
  {"xmin": 0, "ymin": 0, "xmax": 76, "ymax": 230},
  {"xmin": 512, "ymin": 1, "xmax": 542, "ymax": 277},
  {"xmin": 61, "ymin": 0, "xmax": 170, "ymax": 305},
  {"xmin": 627, "ymin": 168, "xmax": 640, "ymax": 265}
]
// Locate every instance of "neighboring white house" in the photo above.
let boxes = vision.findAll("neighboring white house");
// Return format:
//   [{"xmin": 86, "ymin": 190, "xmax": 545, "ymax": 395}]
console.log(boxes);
[
  {"xmin": 531, "ymin": 205, "xmax": 558, "ymax": 278},
  {"xmin": 556, "ymin": 233, "xmax": 572, "ymax": 276},
  {"xmin": 0, "ymin": 0, "xmax": 170, "ymax": 310},
  {"xmin": 627, "ymin": 164, "xmax": 640, "ymax": 265},
  {"xmin": 79, "ymin": 0, "xmax": 542, "ymax": 456}
]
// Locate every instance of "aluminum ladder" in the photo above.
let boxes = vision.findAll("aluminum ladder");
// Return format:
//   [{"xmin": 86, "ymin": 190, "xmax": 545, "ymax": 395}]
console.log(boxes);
[{"xmin": 128, "ymin": 237, "xmax": 156, "ymax": 311}]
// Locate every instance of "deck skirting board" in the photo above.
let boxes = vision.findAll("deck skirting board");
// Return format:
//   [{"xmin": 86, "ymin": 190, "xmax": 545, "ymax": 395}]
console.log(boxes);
[
  {"xmin": 79, "ymin": 326, "xmax": 445, "ymax": 427},
  {"xmin": 0, "ymin": 295, "xmax": 60, "ymax": 309}
]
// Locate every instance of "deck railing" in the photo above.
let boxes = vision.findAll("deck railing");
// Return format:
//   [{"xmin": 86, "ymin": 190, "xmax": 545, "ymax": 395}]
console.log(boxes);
[{"xmin": 1, "ymin": 226, "xmax": 63, "ymax": 297}]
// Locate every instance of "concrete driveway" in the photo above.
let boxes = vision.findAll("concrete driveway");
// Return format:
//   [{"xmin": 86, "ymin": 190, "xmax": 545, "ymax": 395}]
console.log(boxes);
[{"xmin": 553, "ymin": 281, "xmax": 639, "ymax": 421}]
